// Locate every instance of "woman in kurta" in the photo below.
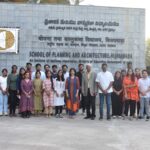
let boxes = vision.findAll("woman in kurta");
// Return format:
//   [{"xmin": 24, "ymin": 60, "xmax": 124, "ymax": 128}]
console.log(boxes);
[
  {"xmin": 54, "ymin": 69, "xmax": 65, "ymax": 118},
  {"xmin": 33, "ymin": 71, "xmax": 43, "ymax": 116},
  {"xmin": 123, "ymin": 69, "xmax": 139, "ymax": 120},
  {"xmin": 43, "ymin": 70, "xmax": 54, "ymax": 117},
  {"xmin": 111, "ymin": 71, "xmax": 123, "ymax": 118},
  {"xmin": 20, "ymin": 71, "xmax": 33, "ymax": 118},
  {"xmin": 65, "ymin": 68, "xmax": 80, "ymax": 118},
  {"xmin": 17, "ymin": 67, "xmax": 26, "ymax": 95}
]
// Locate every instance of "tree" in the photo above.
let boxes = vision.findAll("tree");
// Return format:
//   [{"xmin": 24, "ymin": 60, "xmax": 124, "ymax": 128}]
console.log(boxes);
[
  {"xmin": 2, "ymin": 0, "xmax": 84, "ymax": 4},
  {"xmin": 28, "ymin": 0, "xmax": 84, "ymax": 4}
]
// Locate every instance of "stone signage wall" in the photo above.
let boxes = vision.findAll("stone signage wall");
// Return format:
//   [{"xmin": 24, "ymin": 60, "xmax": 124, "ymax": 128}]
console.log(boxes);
[{"xmin": 0, "ymin": 3, "xmax": 145, "ymax": 72}]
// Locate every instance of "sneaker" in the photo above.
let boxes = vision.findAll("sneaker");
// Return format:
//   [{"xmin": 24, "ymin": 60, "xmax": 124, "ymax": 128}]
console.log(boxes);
[
  {"xmin": 59, "ymin": 114, "xmax": 63, "ymax": 118},
  {"xmin": 118, "ymin": 116, "xmax": 122, "ymax": 119},
  {"xmin": 55, "ymin": 114, "xmax": 59, "ymax": 118},
  {"xmin": 4, "ymin": 112, "xmax": 8, "ymax": 116},
  {"xmin": 112, "ymin": 115, "xmax": 116, "ymax": 119},
  {"xmin": 146, "ymin": 116, "xmax": 149, "ymax": 121}
]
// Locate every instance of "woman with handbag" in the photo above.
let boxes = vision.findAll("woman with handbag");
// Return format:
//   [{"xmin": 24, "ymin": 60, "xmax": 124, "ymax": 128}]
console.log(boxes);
[{"xmin": 65, "ymin": 68, "xmax": 80, "ymax": 119}]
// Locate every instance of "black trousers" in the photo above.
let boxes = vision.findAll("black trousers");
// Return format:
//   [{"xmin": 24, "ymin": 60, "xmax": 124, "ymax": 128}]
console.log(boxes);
[
  {"xmin": 9, "ymin": 90, "xmax": 17, "ymax": 115},
  {"xmin": 136, "ymin": 101, "xmax": 140, "ymax": 115},
  {"xmin": 124, "ymin": 100, "xmax": 136, "ymax": 116},
  {"xmin": 79, "ymin": 90, "xmax": 86, "ymax": 112},
  {"xmin": 85, "ymin": 89, "xmax": 96, "ymax": 117},
  {"xmin": 111, "ymin": 93, "xmax": 123, "ymax": 116},
  {"xmin": 55, "ymin": 106, "xmax": 63, "ymax": 115}
]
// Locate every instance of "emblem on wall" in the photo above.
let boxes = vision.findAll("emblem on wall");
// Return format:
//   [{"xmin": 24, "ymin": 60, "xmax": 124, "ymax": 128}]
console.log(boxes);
[{"xmin": 0, "ymin": 28, "xmax": 19, "ymax": 53}]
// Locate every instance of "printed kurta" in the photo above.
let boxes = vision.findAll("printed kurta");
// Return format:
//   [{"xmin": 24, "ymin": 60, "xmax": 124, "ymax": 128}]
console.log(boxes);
[
  {"xmin": 20, "ymin": 80, "xmax": 33, "ymax": 112},
  {"xmin": 43, "ymin": 79, "xmax": 54, "ymax": 107},
  {"xmin": 33, "ymin": 79, "xmax": 43, "ymax": 111}
]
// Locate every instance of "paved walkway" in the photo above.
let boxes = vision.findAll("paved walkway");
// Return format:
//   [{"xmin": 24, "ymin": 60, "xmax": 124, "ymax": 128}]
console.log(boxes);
[{"xmin": 0, "ymin": 110, "xmax": 150, "ymax": 150}]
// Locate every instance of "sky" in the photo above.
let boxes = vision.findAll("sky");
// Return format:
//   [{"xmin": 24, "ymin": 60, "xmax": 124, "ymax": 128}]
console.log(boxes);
[{"xmin": 80, "ymin": 0, "xmax": 150, "ymax": 39}]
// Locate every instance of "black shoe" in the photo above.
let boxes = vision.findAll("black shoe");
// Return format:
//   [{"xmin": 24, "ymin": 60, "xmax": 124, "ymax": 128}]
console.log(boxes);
[
  {"xmin": 27, "ymin": 111, "xmax": 31, "ymax": 118},
  {"xmin": 146, "ymin": 116, "xmax": 149, "ymax": 121},
  {"xmin": 138, "ymin": 116, "xmax": 143, "ymax": 119},
  {"xmin": 26, "ymin": 114, "xmax": 30, "ymax": 118},
  {"xmin": 84, "ymin": 116, "xmax": 91, "ymax": 119},
  {"xmin": 99, "ymin": 116, "xmax": 103, "ymax": 120},
  {"xmin": 21, "ymin": 112, "xmax": 25, "ymax": 118},
  {"xmin": 107, "ymin": 116, "xmax": 111, "ymax": 120},
  {"xmin": 91, "ymin": 116, "xmax": 95, "ymax": 120}
]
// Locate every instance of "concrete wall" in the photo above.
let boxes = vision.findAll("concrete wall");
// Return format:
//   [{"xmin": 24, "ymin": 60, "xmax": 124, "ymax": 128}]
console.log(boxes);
[{"xmin": 0, "ymin": 3, "xmax": 145, "ymax": 72}]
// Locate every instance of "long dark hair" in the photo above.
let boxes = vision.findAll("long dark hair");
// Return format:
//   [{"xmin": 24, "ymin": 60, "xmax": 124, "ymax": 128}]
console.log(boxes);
[
  {"xmin": 19, "ymin": 67, "xmax": 25, "ymax": 76},
  {"xmin": 56, "ymin": 70, "xmax": 65, "ymax": 81},
  {"xmin": 69, "ymin": 68, "xmax": 76, "ymax": 77},
  {"xmin": 11, "ymin": 65, "xmax": 18, "ymax": 73},
  {"xmin": 127, "ymin": 69, "xmax": 135, "ymax": 82},
  {"xmin": 45, "ymin": 70, "xmax": 54, "ymax": 90},
  {"xmin": 114, "ymin": 71, "xmax": 122, "ymax": 81},
  {"xmin": 19, "ymin": 67, "xmax": 25, "ymax": 80}
]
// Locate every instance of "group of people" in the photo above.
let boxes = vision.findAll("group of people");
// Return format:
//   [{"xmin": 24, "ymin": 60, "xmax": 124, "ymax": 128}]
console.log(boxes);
[{"xmin": 0, "ymin": 62, "xmax": 150, "ymax": 121}]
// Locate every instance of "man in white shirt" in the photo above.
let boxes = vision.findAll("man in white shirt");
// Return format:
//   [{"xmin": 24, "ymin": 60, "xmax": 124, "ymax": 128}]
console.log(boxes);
[
  {"xmin": 62, "ymin": 64, "xmax": 69, "ymax": 81},
  {"xmin": 52, "ymin": 65, "xmax": 58, "ymax": 80},
  {"xmin": 0, "ymin": 68, "xmax": 8, "ymax": 116},
  {"xmin": 31, "ymin": 63, "xmax": 46, "ymax": 80},
  {"xmin": 96, "ymin": 63, "xmax": 114, "ymax": 120},
  {"xmin": 44, "ymin": 64, "xmax": 50, "ymax": 72},
  {"xmin": 138, "ymin": 69, "xmax": 150, "ymax": 121}
]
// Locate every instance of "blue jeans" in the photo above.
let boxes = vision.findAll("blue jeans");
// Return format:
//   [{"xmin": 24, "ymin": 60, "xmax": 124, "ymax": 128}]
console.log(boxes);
[
  {"xmin": 140, "ymin": 97, "xmax": 150, "ymax": 117},
  {"xmin": 99, "ymin": 93, "xmax": 111, "ymax": 117},
  {"xmin": 0, "ymin": 94, "xmax": 8, "ymax": 114}
]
